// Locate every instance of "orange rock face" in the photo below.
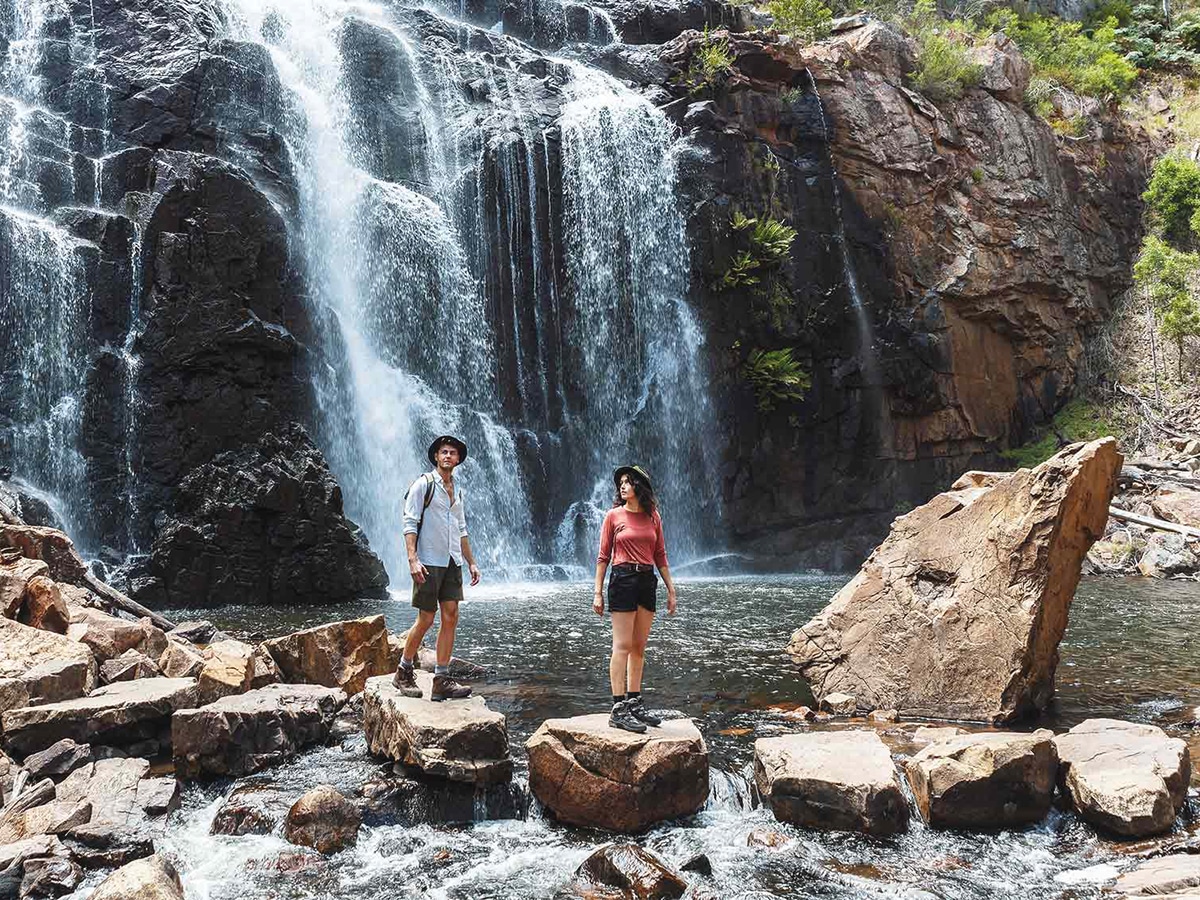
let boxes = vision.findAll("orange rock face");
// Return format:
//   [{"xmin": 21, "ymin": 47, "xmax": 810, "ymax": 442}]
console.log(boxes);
[
  {"xmin": 261, "ymin": 616, "xmax": 391, "ymax": 695},
  {"xmin": 788, "ymin": 438, "xmax": 1122, "ymax": 723}
]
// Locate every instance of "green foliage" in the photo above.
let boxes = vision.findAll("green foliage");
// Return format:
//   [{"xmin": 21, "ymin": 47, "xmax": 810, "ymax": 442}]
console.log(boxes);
[
  {"xmin": 780, "ymin": 86, "xmax": 805, "ymax": 105},
  {"xmin": 1142, "ymin": 154, "xmax": 1200, "ymax": 247},
  {"xmin": 722, "ymin": 214, "xmax": 799, "ymax": 326},
  {"xmin": 733, "ymin": 212, "xmax": 797, "ymax": 262},
  {"xmin": 722, "ymin": 251, "xmax": 762, "ymax": 288},
  {"xmin": 1023, "ymin": 76, "xmax": 1055, "ymax": 117},
  {"xmin": 1133, "ymin": 235, "xmax": 1200, "ymax": 377},
  {"xmin": 986, "ymin": 9, "xmax": 1137, "ymax": 99},
  {"xmin": 970, "ymin": 166, "xmax": 985, "ymax": 183},
  {"xmin": 742, "ymin": 348, "xmax": 812, "ymax": 411},
  {"xmin": 1051, "ymin": 114, "xmax": 1089, "ymax": 136},
  {"xmin": 686, "ymin": 30, "xmax": 734, "ymax": 92},
  {"xmin": 1112, "ymin": 4, "xmax": 1200, "ymax": 70},
  {"xmin": 766, "ymin": 0, "xmax": 834, "ymax": 44},
  {"xmin": 906, "ymin": 0, "xmax": 984, "ymax": 102},
  {"xmin": 1001, "ymin": 399, "xmax": 1116, "ymax": 468}
]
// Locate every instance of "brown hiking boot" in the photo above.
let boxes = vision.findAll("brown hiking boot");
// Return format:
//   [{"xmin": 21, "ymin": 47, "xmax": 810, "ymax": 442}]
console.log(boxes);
[
  {"xmin": 392, "ymin": 663, "xmax": 422, "ymax": 698},
  {"xmin": 430, "ymin": 673, "xmax": 471, "ymax": 702}
]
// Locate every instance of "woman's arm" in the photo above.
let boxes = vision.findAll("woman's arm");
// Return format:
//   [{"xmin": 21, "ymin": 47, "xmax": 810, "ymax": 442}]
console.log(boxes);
[
  {"xmin": 594, "ymin": 511, "xmax": 614, "ymax": 616},
  {"xmin": 660, "ymin": 565, "xmax": 677, "ymax": 615},
  {"xmin": 593, "ymin": 561, "xmax": 607, "ymax": 616},
  {"xmin": 653, "ymin": 512, "xmax": 676, "ymax": 614}
]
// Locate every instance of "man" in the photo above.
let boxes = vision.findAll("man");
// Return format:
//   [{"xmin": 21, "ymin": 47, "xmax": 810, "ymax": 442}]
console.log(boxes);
[{"xmin": 392, "ymin": 435, "xmax": 481, "ymax": 701}]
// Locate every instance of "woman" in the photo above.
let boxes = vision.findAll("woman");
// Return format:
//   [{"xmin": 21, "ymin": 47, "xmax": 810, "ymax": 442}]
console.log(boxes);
[{"xmin": 593, "ymin": 464, "xmax": 678, "ymax": 733}]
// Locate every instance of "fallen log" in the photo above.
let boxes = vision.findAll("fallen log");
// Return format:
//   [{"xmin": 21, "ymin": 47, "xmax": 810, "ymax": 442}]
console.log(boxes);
[
  {"xmin": 83, "ymin": 572, "xmax": 176, "ymax": 633},
  {"xmin": 1109, "ymin": 507, "xmax": 1200, "ymax": 540}
]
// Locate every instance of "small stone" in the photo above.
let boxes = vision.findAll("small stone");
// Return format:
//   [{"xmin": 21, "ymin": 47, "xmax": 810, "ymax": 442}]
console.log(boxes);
[
  {"xmin": 88, "ymin": 854, "xmax": 184, "ymax": 900},
  {"xmin": 284, "ymin": 786, "xmax": 361, "ymax": 854},
  {"xmin": 21, "ymin": 739, "xmax": 93, "ymax": 781},
  {"xmin": 819, "ymin": 692, "xmax": 857, "ymax": 715},
  {"xmin": 782, "ymin": 706, "xmax": 816, "ymax": 721},
  {"xmin": 250, "ymin": 645, "xmax": 281, "ymax": 689},
  {"xmin": 168, "ymin": 620, "xmax": 218, "ymax": 644},
  {"xmin": 100, "ymin": 649, "xmax": 162, "ymax": 684},
  {"xmin": 680, "ymin": 852, "xmax": 712, "ymax": 876},
  {"xmin": 867, "ymin": 709, "xmax": 898, "ymax": 724},
  {"xmin": 747, "ymin": 828, "xmax": 789, "ymax": 848},
  {"xmin": 211, "ymin": 784, "xmax": 290, "ymax": 836}
]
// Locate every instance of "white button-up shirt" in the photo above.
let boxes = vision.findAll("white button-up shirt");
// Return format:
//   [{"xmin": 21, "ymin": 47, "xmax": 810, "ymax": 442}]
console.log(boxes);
[{"xmin": 403, "ymin": 470, "xmax": 468, "ymax": 568}]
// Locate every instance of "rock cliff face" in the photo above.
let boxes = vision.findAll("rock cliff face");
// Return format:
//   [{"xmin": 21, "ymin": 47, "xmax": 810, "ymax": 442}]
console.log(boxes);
[{"xmin": 656, "ymin": 24, "xmax": 1152, "ymax": 568}]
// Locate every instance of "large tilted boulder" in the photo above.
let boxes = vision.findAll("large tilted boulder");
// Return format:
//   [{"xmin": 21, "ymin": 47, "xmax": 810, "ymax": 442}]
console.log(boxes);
[
  {"xmin": 1054, "ymin": 719, "xmax": 1191, "ymax": 837},
  {"xmin": 788, "ymin": 439, "xmax": 1122, "ymax": 722},
  {"xmin": 19, "ymin": 575, "xmax": 71, "ymax": 633},
  {"xmin": 905, "ymin": 730, "xmax": 1057, "ymax": 828},
  {"xmin": 0, "ymin": 617, "xmax": 97, "ymax": 714},
  {"xmin": 526, "ymin": 715, "xmax": 708, "ymax": 833},
  {"xmin": 0, "ymin": 555, "xmax": 50, "ymax": 618},
  {"xmin": 0, "ymin": 524, "xmax": 89, "ymax": 583},
  {"xmin": 196, "ymin": 639, "xmax": 255, "ymax": 703},
  {"xmin": 284, "ymin": 785, "xmax": 361, "ymax": 854},
  {"xmin": 67, "ymin": 609, "xmax": 165, "ymax": 663},
  {"xmin": 172, "ymin": 683, "xmax": 346, "ymax": 778},
  {"xmin": 2, "ymin": 677, "xmax": 198, "ymax": 756},
  {"xmin": 88, "ymin": 854, "xmax": 184, "ymax": 900},
  {"xmin": 262, "ymin": 615, "xmax": 391, "ymax": 695},
  {"xmin": 562, "ymin": 844, "xmax": 687, "ymax": 900},
  {"xmin": 362, "ymin": 674, "xmax": 511, "ymax": 784},
  {"xmin": 754, "ymin": 730, "xmax": 909, "ymax": 836}
]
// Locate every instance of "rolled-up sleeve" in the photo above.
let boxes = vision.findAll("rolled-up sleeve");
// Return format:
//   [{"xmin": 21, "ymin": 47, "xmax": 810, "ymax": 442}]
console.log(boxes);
[
  {"xmin": 653, "ymin": 511, "xmax": 668, "ymax": 568},
  {"xmin": 597, "ymin": 511, "xmax": 614, "ymax": 564},
  {"xmin": 402, "ymin": 477, "xmax": 424, "ymax": 536},
  {"xmin": 456, "ymin": 489, "xmax": 468, "ymax": 538}
]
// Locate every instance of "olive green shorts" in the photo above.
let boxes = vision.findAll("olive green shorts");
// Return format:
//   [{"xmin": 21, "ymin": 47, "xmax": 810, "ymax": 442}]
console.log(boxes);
[{"xmin": 412, "ymin": 562, "xmax": 464, "ymax": 611}]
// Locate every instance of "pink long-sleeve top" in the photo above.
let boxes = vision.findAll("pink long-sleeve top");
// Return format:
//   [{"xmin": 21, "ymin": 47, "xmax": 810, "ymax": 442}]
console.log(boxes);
[{"xmin": 596, "ymin": 507, "xmax": 668, "ymax": 568}]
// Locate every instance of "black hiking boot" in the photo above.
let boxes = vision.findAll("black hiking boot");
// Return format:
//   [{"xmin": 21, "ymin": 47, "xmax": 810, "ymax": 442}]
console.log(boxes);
[
  {"xmin": 431, "ymin": 674, "xmax": 472, "ymax": 701},
  {"xmin": 627, "ymin": 696, "xmax": 661, "ymax": 727},
  {"xmin": 392, "ymin": 663, "xmax": 422, "ymax": 698},
  {"xmin": 608, "ymin": 699, "xmax": 648, "ymax": 734}
]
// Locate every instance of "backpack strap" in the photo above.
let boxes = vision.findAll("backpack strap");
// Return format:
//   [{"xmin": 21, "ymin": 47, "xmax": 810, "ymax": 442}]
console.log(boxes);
[{"xmin": 416, "ymin": 473, "xmax": 436, "ymax": 537}]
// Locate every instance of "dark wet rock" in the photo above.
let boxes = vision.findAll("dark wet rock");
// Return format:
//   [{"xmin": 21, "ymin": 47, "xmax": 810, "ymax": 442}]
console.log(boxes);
[
  {"xmin": 363, "ymin": 674, "xmax": 511, "ymax": 785},
  {"xmin": 21, "ymin": 740, "xmax": 93, "ymax": 782},
  {"xmin": 2, "ymin": 677, "xmax": 198, "ymax": 757},
  {"xmin": 88, "ymin": 854, "xmax": 184, "ymax": 900},
  {"xmin": 563, "ymin": 844, "xmax": 687, "ymax": 900},
  {"xmin": 754, "ymin": 730, "xmax": 909, "ymax": 836},
  {"xmin": 0, "ymin": 618, "xmax": 96, "ymax": 716},
  {"xmin": 210, "ymin": 783, "xmax": 291, "ymax": 836},
  {"xmin": 789, "ymin": 440, "xmax": 1121, "ymax": 722},
  {"xmin": 905, "ymin": 730, "xmax": 1058, "ymax": 828},
  {"xmin": 172, "ymin": 683, "xmax": 345, "ymax": 779},
  {"xmin": 19, "ymin": 854, "xmax": 82, "ymax": 897},
  {"xmin": 0, "ymin": 483, "xmax": 62, "ymax": 532},
  {"xmin": 746, "ymin": 828, "xmax": 789, "ymax": 848},
  {"xmin": 592, "ymin": 0, "xmax": 752, "ymax": 44},
  {"xmin": 679, "ymin": 852, "xmax": 712, "ymax": 876},
  {"xmin": 360, "ymin": 774, "xmax": 528, "ymax": 827},
  {"xmin": 1055, "ymin": 719, "xmax": 1191, "ymax": 837},
  {"xmin": 167, "ymin": 621, "xmax": 218, "ymax": 644},
  {"xmin": 526, "ymin": 714, "xmax": 708, "ymax": 833},
  {"xmin": 284, "ymin": 785, "xmax": 361, "ymax": 855},
  {"xmin": 264, "ymin": 616, "xmax": 392, "ymax": 695},
  {"xmin": 99, "ymin": 650, "xmax": 162, "ymax": 685}
]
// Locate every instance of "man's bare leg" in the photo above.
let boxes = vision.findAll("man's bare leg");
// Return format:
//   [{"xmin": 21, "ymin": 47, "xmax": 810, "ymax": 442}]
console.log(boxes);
[{"xmin": 435, "ymin": 601, "xmax": 459, "ymax": 666}]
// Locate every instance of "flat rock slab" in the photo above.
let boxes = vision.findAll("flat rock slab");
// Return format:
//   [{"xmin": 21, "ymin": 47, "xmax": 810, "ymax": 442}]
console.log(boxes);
[
  {"xmin": 754, "ymin": 730, "xmax": 909, "ymax": 836},
  {"xmin": 1116, "ymin": 854, "xmax": 1200, "ymax": 896},
  {"xmin": 363, "ymin": 674, "xmax": 510, "ymax": 784},
  {"xmin": 1054, "ymin": 718, "xmax": 1191, "ymax": 837},
  {"xmin": 0, "ymin": 616, "xmax": 96, "ymax": 714},
  {"xmin": 526, "ymin": 714, "xmax": 709, "ymax": 834},
  {"xmin": 172, "ymin": 683, "xmax": 346, "ymax": 779},
  {"xmin": 2, "ymin": 678, "xmax": 198, "ymax": 757},
  {"xmin": 905, "ymin": 729, "xmax": 1057, "ymax": 828},
  {"xmin": 788, "ymin": 439, "xmax": 1121, "ymax": 722}
]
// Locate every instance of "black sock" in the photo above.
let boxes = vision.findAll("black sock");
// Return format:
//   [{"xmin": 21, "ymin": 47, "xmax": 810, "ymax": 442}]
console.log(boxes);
[
  {"xmin": 612, "ymin": 694, "xmax": 625, "ymax": 706},
  {"xmin": 627, "ymin": 690, "xmax": 640, "ymax": 701}
]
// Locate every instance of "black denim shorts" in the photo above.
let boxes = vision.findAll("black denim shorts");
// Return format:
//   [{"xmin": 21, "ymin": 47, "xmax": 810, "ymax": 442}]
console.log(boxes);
[{"xmin": 608, "ymin": 564, "xmax": 657, "ymax": 613}]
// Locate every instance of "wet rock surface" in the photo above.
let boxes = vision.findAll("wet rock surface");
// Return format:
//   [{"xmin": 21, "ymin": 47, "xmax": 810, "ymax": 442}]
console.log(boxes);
[
  {"xmin": 526, "ymin": 714, "xmax": 708, "ymax": 833},
  {"xmin": 563, "ymin": 844, "xmax": 688, "ymax": 900},
  {"xmin": 263, "ymin": 616, "xmax": 393, "ymax": 695},
  {"xmin": 789, "ymin": 439, "xmax": 1121, "ymax": 722},
  {"xmin": 754, "ymin": 730, "xmax": 909, "ymax": 836},
  {"xmin": 363, "ymin": 674, "xmax": 511, "ymax": 785},
  {"xmin": 359, "ymin": 773, "xmax": 528, "ymax": 827},
  {"xmin": 1054, "ymin": 719, "xmax": 1191, "ymax": 837},
  {"xmin": 283, "ymin": 785, "xmax": 361, "ymax": 855},
  {"xmin": 173, "ymin": 683, "xmax": 346, "ymax": 779}
]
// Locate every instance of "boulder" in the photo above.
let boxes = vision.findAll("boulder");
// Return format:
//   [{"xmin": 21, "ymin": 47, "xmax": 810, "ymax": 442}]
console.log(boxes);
[
  {"xmin": 754, "ymin": 730, "xmax": 909, "ymax": 836},
  {"xmin": 0, "ymin": 525, "xmax": 88, "ymax": 583},
  {"xmin": 172, "ymin": 683, "xmax": 346, "ymax": 779},
  {"xmin": 100, "ymin": 649, "xmax": 162, "ymax": 684},
  {"xmin": 0, "ymin": 799, "xmax": 92, "ymax": 843},
  {"xmin": 66, "ymin": 609, "xmax": 148, "ymax": 662},
  {"xmin": 168, "ymin": 620, "xmax": 219, "ymax": 644},
  {"xmin": 88, "ymin": 854, "xmax": 184, "ymax": 900},
  {"xmin": 819, "ymin": 692, "xmax": 857, "ymax": 715},
  {"xmin": 0, "ymin": 617, "xmax": 96, "ymax": 714},
  {"xmin": 788, "ymin": 440, "xmax": 1121, "ymax": 723},
  {"xmin": 362, "ymin": 674, "xmax": 511, "ymax": 784},
  {"xmin": 21, "ymin": 739, "xmax": 93, "ymax": 781},
  {"xmin": 359, "ymin": 774, "xmax": 528, "ymax": 827},
  {"xmin": 196, "ymin": 639, "xmax": 255, "ymax": 703},
  {"xmin": 968, "ymin": 34, "xmax": 1031, "ymax": 102},
  {"xmin": 905, "ymin": 730, "xmax": 1057, "ymax": 828},
  {"xmin": 20, "ymin": 854, "xmax": 82, "ymax": 896},
  {"xmin": 210, "ymin": 783, "xmax": 290, "ymax": 835},
  {"xmin": 250, "ymin": 645, "xmax": 281, "ymax": 688},
  {"xmin": 263, "ymin": 616, "xmax": 392, "ymax": 695},
  {"xmin": 157, "ymin": 639, "xmax": 205, "ymax": 678},
  {"xmin": 0, "ymin": 555, "xmax": 49, "ymax": 618},
  {"xmin": 563, "ymin": 844, "xmax": 687, "ymax": 900},
  {"xmin": 1054, "ymin": 718, "xmax": 1191, "ymax": 837},
  {"xmin": 283, "ymin": 785, "xmax": 361, "ymax": 854},
  {"xmin": 19, "ymin": 575, "xmax": 71, "ymax": 634},
  {"xmin": 1115, "ymin": 854, "xmax": 1200, "ymax": 896},
  {"xmin": 1136, "ymin": 532, "xmax": 1197, "ymax": 578},
  {"xmin": 2, "ymin": 677, "xmax": 198, "ymax": 756},
  {"xmin": 1150, "ymin": 486, "xmax": 1200, "ymax": 529},
  {"xmin": 526, "ymin": 714, "xmax": 708, "ymax": 833}
]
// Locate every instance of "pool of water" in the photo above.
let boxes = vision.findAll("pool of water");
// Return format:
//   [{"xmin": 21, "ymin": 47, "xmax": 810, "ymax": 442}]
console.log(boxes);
[{"xmin": 158, "ymin": 574, "xmax": 1200, "ymax": 899}]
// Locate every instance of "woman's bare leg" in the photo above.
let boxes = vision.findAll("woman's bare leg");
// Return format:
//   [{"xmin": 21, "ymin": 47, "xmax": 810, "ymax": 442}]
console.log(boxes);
[
  {"xmin": 610, "ymin": 611, "xmax": 636, "ymax": 697},
  {"xmin": 627, "ymin": 606, "xmax": 655, "ymax": 693}
]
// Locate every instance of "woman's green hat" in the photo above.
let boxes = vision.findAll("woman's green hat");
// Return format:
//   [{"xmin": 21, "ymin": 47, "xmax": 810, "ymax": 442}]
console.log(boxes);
[{"xmin": 613, "ymin": 465, "xmax": 652, "ymax": 489}]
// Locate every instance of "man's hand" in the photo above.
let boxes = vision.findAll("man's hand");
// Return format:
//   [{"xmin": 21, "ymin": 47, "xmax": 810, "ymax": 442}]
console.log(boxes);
[
  {"xmin": 409, "ymin": 558, "xmax": 428, "ymax": 584},
  {"xmin": 469, "ymin": 563, "xmax": 481, "ymax": 586},
  {"xmin": 592, "ymin": 590, "xmax": 604, "ymax": 616},
  {"xmin": 667, "ymin": 587, "xmax": 677, "ymax": 616}
]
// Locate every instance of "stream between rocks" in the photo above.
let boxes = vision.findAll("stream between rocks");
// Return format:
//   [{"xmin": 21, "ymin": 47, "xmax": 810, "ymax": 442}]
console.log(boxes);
[{"xmin": 152, "ymin": 575, "xmax": 1199, "ymax": 899}]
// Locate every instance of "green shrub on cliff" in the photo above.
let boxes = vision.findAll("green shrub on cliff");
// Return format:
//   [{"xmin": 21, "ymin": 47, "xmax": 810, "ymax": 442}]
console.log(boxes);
[
  {"xmin": 721, "ymin": 213, "xmax": 799, "ymax": 326},
  {"xmin": 1133, "ymin": 235, "xmax": 1200, "ymax": 377},
  {"xmin": 1143, "ymin": 154, "xmax": 1200, "ymax": 247},
  {"xmin": 686, "ymin": 30, "xmax": 735, "ymax": 92},
  {"xmin": 742, "ymin": 348, "xmax": 812, "ymax": 411},
  {"xmin": 1001, "ymin": 399, "xmax": 1116, "ymax": 468},
  {"xmin": 906, "ymin": 0, "xmax": 983, "ymax": 102},
  {"xmin": 766, "ymin": 0, "xmax": 834, "ymax": 44}
]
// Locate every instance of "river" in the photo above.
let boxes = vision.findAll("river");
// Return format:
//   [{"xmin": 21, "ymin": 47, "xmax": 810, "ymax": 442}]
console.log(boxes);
[{"xmin": 153, "ymin": 574, "xmax": 1199, "ymax": 899}]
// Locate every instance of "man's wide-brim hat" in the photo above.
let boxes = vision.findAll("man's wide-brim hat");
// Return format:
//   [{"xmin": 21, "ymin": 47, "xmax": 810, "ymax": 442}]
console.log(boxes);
[
  {"xmin": 428, "ymin": 435, "xmax": 468, "ymax": 466},
  {"xmin": 613, "ymin": 464, "xmax": 652, "ymax": 489}
]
